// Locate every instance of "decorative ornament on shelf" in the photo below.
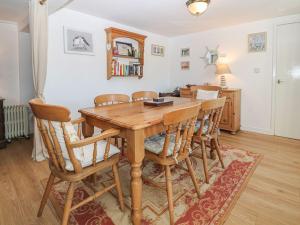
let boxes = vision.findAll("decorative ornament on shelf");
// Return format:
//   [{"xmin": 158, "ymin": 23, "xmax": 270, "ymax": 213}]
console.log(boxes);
[
  {"xmin": 216, "ymin": 64, "xmax": 231, "ymax": 89},
  {"xmin": 186, "ymin": 0, "xmax": 210, "ymax": 15}
]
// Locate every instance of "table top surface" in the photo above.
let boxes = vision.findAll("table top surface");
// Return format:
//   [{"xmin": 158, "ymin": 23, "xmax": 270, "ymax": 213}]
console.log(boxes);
[{"xmin": 79, "ymin": 97, "xmax": 202, "ymax": 130}]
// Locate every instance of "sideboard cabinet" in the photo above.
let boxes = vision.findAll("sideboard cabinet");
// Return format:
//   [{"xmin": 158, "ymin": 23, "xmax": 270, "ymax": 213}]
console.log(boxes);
[{"xmin": 180, "ymin": 87, "xmax": 241, "ymax": 134}]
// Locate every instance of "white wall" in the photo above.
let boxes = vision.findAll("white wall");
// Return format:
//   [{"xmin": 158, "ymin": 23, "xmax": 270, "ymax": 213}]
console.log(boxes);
[
  {"xmin": 19, "ymin": 32, "xmax": 34, "ymax": 104},
  {"xmin": 45, "ymin": 9, "xmax": 300, "ymax": 135},
  {"xmin": 19, "ymin": 31, "xmax": 35, "ymax": 133},
  {"xmin": 169, "ymin": 14, "xmax": 300, "ymax": 134},
  {"xmin": 45, "ymin": 9, "xmax": 170, "ymax": 117},
  {"xmin": 0, "ymin": 22, "xmax": 20, "ymax": 105}
]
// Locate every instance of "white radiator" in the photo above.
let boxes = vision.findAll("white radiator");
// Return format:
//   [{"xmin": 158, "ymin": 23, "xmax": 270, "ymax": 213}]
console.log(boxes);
[{"xmin": 4, "ymin": 105, "xmax": 29, "ymax": 140}]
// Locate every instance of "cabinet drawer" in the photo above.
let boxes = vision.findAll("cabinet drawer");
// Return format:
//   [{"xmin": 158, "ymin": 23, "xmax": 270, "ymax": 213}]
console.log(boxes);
[{"xmin": 180, "ymin": 88, "xmax": 193, "ymax": 98}]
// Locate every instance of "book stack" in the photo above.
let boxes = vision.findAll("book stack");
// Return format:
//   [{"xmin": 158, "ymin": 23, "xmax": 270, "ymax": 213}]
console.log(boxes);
[{"xmin": 112, "ymin": 60, "xmax": 143, "ymax": 76}]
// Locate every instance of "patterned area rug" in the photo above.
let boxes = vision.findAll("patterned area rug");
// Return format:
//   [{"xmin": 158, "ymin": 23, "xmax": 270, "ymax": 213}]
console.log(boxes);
[{"xmin": 44, "ymin": 144, "xmax": 262, "ymax": 225}]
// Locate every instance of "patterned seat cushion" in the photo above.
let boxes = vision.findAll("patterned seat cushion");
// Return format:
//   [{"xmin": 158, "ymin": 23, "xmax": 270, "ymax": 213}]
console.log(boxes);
[
  {"xmin": 144, "ymin": 134, "xmax": 179, "ymax": 156},
  {"xmin": 194, "ymin": 120, "xmax": 210, "ymax": 134},
  {"xmin": 50, "ymin": 121, "xmax": 120, "ymax": 171}
]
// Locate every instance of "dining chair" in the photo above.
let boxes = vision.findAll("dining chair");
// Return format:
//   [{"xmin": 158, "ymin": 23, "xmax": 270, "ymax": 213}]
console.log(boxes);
[
  {"xmin": 191, "ymin": 97, "xmax": 226, "ymax": 184},
  {"xmin": 143, "ymin": 104, "xmax": 201, "ymax": 225},
  {"xmin": 94, "ymin": 94, "xmax": 130, "ymax": 106},
  {"xmin": 190, "ymin": 85, "xmax": 222, "ymax": 99},
  {"xmin": 29, "ymin": 98, "xmax": 124, "ymax": 225},
  {"xmin": 94, "ymin": 94, "xmax": 130, "ymax": 152},
  {"xmin": 131, "ymin": 91, "xmax": 158, "ymax": 101}
]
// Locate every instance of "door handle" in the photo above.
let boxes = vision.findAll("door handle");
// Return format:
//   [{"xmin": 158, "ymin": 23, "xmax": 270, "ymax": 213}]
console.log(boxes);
[{"xmin": 277, "ymin": 79, "xmax": 285, "ymax": 84}]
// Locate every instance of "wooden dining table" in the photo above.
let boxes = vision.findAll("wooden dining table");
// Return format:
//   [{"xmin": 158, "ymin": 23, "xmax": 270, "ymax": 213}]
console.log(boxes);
[{"xmin": 79, "ymin": 97, "xmax": 202, "ymax": 225}]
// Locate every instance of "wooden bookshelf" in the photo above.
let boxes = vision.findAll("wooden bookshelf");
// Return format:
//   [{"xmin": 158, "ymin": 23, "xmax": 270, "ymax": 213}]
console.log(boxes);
[{"xmin": 105, "ymin": 27, "xmax": 147, "ymax": 80}]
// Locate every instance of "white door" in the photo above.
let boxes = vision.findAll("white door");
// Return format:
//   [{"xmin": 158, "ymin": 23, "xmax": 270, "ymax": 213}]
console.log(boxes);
[{"xmin": 275, "ymin": 22, "xmax": 300, "ymax": 139}]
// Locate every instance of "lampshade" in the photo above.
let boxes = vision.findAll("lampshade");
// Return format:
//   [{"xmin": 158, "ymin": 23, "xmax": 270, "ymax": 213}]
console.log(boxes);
[
  {"xmin": 216, "ymin": 64, "xmax": 231, "ymax": 75},
  {"xmin": 186, "ymin": 0, "xmax": 210, "ymax": 15}
]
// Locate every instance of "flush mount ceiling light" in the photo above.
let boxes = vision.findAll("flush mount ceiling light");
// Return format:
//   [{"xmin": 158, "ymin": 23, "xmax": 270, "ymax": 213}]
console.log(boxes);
[{"xmin": 186, "ymin": 0, "xmax": 210, "ymax": 15}]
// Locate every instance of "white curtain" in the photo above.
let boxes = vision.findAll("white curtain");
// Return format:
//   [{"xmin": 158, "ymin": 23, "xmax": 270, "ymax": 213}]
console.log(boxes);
[{"xmin": 29, "ymin": 0, "xmax": 49, "ymax": 161}]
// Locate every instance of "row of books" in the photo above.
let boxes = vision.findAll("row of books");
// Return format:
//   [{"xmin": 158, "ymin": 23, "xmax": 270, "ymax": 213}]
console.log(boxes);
[{"xmin": 111, "ymin": 60, "xmax": 142, "ymax": 76}]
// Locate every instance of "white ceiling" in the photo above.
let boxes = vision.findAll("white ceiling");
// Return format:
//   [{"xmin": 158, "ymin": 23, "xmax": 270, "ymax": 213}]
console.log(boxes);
[
  {"xmin": 0, "ymin": 0, "xmax": 71, "ymax": 27},
  {"xmin": 1, "ymin": 0, "xmax": 300, "ymax": 35},
  {"xmin": 0, "ymin": 0, "xmax": 28, "ymax": 24},
  {"xmin": 67, "ymin": 0, "xmax": 300, "ymax": 36}
]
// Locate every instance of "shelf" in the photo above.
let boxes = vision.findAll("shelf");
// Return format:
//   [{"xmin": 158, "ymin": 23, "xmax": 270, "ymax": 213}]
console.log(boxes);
[
  {"xmin": 111, "ymin": 74, "xmax": 142, "ymax": 77},
  {"xmin": 112, "ymin": 55, "xmax": 140, "ymax": 60},
  {"xmin": 105, "ymin": 27, "xmax": 147, "ymax": 80}
]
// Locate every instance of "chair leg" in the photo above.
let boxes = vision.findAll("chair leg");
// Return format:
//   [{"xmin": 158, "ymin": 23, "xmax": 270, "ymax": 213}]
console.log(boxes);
[
  {"xmin": 201, "ymin": 141, "xmax": 210, "ymax": 184},
  {"xmin": 213, "ymin": 138, "xmax": 225, "ymax": 169},
  {"xmin": 210, "ymin": 139, "xmax": 216, "ymax": 160},
  {"xmin": 61, "ymin": 182, "xmax": 75, "ymax": 225},
  {"xmin": 37, "ymin": 173, "xmax": 55, "ymax": 217},
  {"xmin": 165, "ymin": 166, "xmax": 174, "ymax": 225},
  {"xmin": 112, "ymin": 163, "xmax": 125, "ymax": 211},
  {"xmin": 185, "ymin": 157, "xmax": 201, "ymax": 198}
]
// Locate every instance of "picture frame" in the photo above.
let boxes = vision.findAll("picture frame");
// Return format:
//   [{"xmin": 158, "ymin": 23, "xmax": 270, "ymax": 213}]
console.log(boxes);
[
  {"xmin": 181, "ymin": 61, "xmax": 190, "ymax": 70},
  {"xmin": 64, "ymin": 27, "xmax": 94, "ymax": 55},
  {"xmin": 181, "ymin": 48, "xmax": 190, "ymax": 57},
  {"xmin": 248, "ymin": 32, "xmax": 267, "ymax": 52},
  {"xmin": 116, "ymin": 41, "xmax": 133, "ymax": 56},
  {"xmin": 151, "ymin": 44, "xmax": 165, "ymax": 57}
]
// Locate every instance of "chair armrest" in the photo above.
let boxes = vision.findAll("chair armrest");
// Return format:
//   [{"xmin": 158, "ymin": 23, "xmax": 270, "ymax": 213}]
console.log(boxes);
[
  {"xmin": 70, "ymin": 128, "xmax": 120, "ymax": 148},
  {"xmin": 71, "ymin": 117, "xmax": 86, "ymax": 125}
]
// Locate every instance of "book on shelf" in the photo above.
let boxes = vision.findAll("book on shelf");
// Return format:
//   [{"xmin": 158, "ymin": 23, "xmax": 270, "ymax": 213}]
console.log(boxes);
[{"xmin": 111, "ymin": 60, "xmax": 143, "ymax": 76}]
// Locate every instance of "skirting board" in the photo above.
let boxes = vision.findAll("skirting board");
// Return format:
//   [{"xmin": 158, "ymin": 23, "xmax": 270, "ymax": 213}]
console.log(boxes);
[{"xmin": 240, "ymin": 126, "xmax": 274, "ymax": 135}]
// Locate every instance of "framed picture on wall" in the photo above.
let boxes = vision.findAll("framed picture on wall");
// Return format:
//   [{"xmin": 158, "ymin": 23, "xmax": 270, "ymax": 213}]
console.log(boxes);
[
  {"xmin": 64, "ymin": 27, "xmax": 94, "ymax": 55},
  {"xmin": 181, "ymin": 48, "xmax": 190, "ymax": 57},
  {"xmin": 151, "ymin": 44, "xmax": 165, "ymax": 56},
  {"xmin": 116, "ymin": 41, "xmax": 133, "ymax": 56},
  {"xmin": 181, "ymin": 61, "xmax": 190, "ymax": 70},
  {"xmin": 248, "ymin": 32, "xmax": 267, "ymax": 52}
]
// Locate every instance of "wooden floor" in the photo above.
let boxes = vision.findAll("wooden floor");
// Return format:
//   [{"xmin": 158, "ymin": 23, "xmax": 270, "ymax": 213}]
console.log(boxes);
[{"xmin": 0, "ymin": 131, "xmax": 299, "ymax": 225}]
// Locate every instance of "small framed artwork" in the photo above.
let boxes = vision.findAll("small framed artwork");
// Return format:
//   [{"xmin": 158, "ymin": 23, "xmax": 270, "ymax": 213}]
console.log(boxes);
[
  {"xmin": 116, "ymin": 41, "xmax": 133, "ymax": 56},
  {"xmin": 248, "ymin": 32, "xmax": 267, "ymax": 52},
  {"xmin": 64, "ymin": 27, "xmax": 94, "ymax": 55},
  {"xmin": 152, "ymin": 44, "xmax": 165, "ymax": 56},
  {"xmin": 181, "ymin": 61, "xmax": 190, "ymax": 70},
  {"xmin": 181, "ymin": 48, "xmax": 190, "ymax": 57}
]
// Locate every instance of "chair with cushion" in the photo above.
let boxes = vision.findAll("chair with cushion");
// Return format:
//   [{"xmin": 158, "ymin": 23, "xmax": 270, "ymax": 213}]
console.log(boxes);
[
  {"xmin": 190, "ymin": 85, "xmax": 222, "ymax": 100},
  {"xmin": 94, "ymin": 94, "xmax": 130, "ymax": 152},
  {"xmin": 143, "ymin": 104, "xmax": 201, "ymax": 225},
  {"xmin": 132, "ymin": 91, "xmax": 158, "ymax": 102},
  {"xmin": 29, "ymin": 98, "xmax": 124, "ymax": 225},
  {"xmin": 192, "ymin": 97, "xmax": 226, "ymax": 184}
]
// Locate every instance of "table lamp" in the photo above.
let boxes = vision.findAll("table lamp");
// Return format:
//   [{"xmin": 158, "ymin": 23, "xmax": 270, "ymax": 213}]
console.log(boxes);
[{"xmin": 216, "ymin": 64, "xmax": 231, "ymax": 89}]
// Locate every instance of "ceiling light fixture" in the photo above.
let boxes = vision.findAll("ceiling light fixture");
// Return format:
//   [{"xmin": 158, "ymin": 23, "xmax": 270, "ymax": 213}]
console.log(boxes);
[{"xmin": 186, "ymin": 0, "xmax": 210, "ymax": 15}]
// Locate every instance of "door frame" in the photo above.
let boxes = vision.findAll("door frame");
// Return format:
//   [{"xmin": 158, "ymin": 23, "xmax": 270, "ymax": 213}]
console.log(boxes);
[{"xmin": 271, "ymin": 16, "xmax": 300, "ymax": 136}]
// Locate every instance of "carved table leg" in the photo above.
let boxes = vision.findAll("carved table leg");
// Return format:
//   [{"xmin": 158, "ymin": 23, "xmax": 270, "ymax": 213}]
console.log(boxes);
[
  {"xmin": 81, "ymin": 116, "xmax": 94, "ymax": 138},
  {"xmin": 126, "ymin": 129, "xmax": 145, "ymax": 225}
]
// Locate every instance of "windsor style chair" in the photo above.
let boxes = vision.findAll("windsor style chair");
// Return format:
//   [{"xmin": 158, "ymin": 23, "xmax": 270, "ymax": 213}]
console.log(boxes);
[
  {"xmin": 132, "ymin": 91, "xmax": 158, "ymax": 101},
  {"xmin": 143, "ymin": 104, "xmax": 201, "ymax": 225},
  {"xmin": 192, "ymin": 97, "xmax": 226, "ymax": 183},
  {"xmin": 94, "ymin": 94, "xmax": 130, "ymax": 106},
  {"xmin": 94, "ymin": 94, "xmax": 130, "ymax": 152},
  {"xmin": 29, "ymin": 98, "xmax": 124, "ymax": 225}
]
